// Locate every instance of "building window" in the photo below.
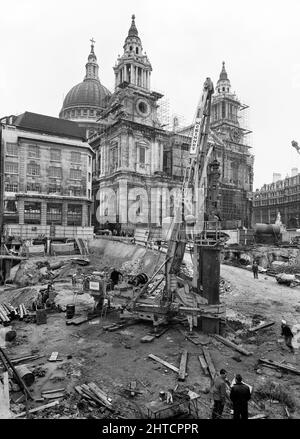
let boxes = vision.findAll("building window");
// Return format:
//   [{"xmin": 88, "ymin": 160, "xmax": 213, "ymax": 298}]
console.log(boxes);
[
  {"xmin": 88, "ymin": 189, "xmax": 91, "ymax": 199},
  {"xmin": 5, "ymin": 183, "xmax": 18, "ymax": 192},
  {"xmin": 90, "ymin": 110, "xmax": 94, "ymax": 116},
  {"xmin": 71, "ymin": 152, "xmax": 81, "ymax": 163},
  {"xmin": 163, "ymin": 150, "xmax": 172, "ymax": 175},
  {"xmin": 69, "ymin": 186, "xmax": 82, "ymax": 196},
  {"xmin": 6, "ymin": 143, "xmax": 18, "ymax": 156},
  {"xmin": 89, "ymin": 156, "xmax": 91, "ymax": 166},
  {"xmin": 70, "ymin": 169, "xmax": 82, "ymax": 180},
  {"xmin": 27, "ymin": 183, "xmax": 41, "ymax": 192},
  {"xmin": 50, "ymin": 149, "xmax": 61, "ymax": 161},
  {"xmin": 47, "ymin": 203, "xmax": 62, "ymax": 225},
  {"xmin": 71, "ymin": 110, "xmax": 75, "ymax": 117},
  {"xmin": 28, "ymin": 145, "xmax": 39, "ymax": 158},
  {"xmin": 27, "ymin": 163, "xmax": 40, "ymax": 176},
  {"xmin": 139, "ymin": 147, "xmax": 146, "ymax": 164},
  {"xmin": 24, "ymin": 202, "xmax": 41, "ymax": 224},
  {"xmin": 83, "ymin": 109, "xmax": 88, "ymax": 116},
  {"xmin": 67, "ymin": 204, "xmax": 82, "ymax": 226},
  {"xmin": 5, "ymin": 162, "xmax": 18, "ymax": 174},
  {"xmin": 98, "ymin": 154, "xmax": 101, "ymax": 174},
  {"xmin": 136, "ymin": 47, "xmax": 139, "ymax": 54},
  {"xmin": 48, "ymin": 185, "xmax": 61, "ymax": 194},
  {"xmin": 222, "ymin": 101, "xmax": 226, "ymax": 119},
  {"xmin": 88, "ymin": 172, "xmax": 91, "ymax": 183},
  {"xmin": 110, "ymin": 146, "xmax": 118, "ymax": 171},
  {"xmin": 49, "ymin": 166, "xmax": 62, "ymax": 178}
]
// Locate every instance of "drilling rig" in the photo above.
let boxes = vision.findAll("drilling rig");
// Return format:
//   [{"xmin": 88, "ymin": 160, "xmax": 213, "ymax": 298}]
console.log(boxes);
[{"xmin": 124, "ymin": 77, "xmax": 227, "ymax": 334}]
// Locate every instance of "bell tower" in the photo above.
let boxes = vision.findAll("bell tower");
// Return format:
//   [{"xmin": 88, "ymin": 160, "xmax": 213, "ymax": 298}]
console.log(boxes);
[{"xmin": 113, "ymin": 15, "xmax": 152, "ymax": 90}]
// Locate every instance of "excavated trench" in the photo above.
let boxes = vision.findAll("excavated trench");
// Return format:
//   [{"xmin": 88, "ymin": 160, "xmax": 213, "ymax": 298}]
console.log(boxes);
[{"xmin": 0, "ymin": 238, "xmax": 300, "ymax": 419}]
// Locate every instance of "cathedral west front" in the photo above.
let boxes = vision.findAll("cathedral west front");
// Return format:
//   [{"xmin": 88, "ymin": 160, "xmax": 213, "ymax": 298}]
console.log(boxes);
[{"xmin": 60, "ymin": 15, "xmax": 254, "ymax": 234}]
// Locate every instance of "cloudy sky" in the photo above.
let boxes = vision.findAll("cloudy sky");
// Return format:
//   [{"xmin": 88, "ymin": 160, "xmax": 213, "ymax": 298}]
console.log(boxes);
[{"xmin": 1, "ymin": 0, "xmax": 300, "ymax": 189}]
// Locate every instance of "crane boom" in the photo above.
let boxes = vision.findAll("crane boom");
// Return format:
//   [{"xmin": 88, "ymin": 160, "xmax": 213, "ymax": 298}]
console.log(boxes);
[{"xmin": 164, "ymin": 77, "xmax": 216, "ymax": 298}]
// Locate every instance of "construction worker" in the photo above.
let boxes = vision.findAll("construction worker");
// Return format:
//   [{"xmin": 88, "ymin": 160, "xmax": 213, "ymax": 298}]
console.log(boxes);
[
  {"xmin": 211, "ymin": 369, "xmax": 228, "ymax": 419},
  {"xmin": 252, "ymin": 260, "xmax": 258, "ymax": 279},
  {"xmin": 281, "ymin": 320, "xmax": 294, "ymax": 353},
  {"xmin": 230, "ymin": 374, "xmax": 251, "ymax": 419},
  {"xmin": 110, "ymin": 268, "xmax": 123, "ymax": 289}
]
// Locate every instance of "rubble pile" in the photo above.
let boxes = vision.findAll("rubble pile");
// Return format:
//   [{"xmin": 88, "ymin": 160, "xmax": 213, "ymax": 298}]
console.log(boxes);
[{"xmin": 120, "ymin": 258, "xmax": 143, "ymax": 276}]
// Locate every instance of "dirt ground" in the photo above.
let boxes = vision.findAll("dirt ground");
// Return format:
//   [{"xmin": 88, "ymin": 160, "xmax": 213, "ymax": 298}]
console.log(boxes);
[{"xmin": 1, "ymin": 252, "xmax": 300, "ymax": 419}]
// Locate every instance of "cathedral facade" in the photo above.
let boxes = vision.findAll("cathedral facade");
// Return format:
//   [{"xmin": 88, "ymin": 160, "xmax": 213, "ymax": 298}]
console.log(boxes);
[{"xmin": 60, "ymin": 16, "xmax": 254, "ymax": 233}]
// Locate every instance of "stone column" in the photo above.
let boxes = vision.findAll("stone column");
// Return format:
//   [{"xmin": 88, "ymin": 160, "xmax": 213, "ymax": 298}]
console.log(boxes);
[
  {"xmin": 118, "ymin": 179, "xmax": 128, "ymax": 224},
  {"xmin": 62, "ymin": 201, "xmax": 68, "ymax": 226},
  {"xmin": 18, "ymin": 199, "xmax": 24, "ymax": 225},
  {"xmin": 82, "ymin": 203, "xmax": 88, "ymax": 227},
  {"xmin": 41, "ymin": 200, "xmax": 47, "ymax": 226}
]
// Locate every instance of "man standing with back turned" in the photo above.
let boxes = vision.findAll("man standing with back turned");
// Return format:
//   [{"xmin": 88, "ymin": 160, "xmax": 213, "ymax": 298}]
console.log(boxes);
[
  {"xmin": 230, "ymin": 374, "xmax": 251, "ymax": 419},
  {"xmin": 211, "ymin": 369, "xmax": 228, "ymax": 419}
]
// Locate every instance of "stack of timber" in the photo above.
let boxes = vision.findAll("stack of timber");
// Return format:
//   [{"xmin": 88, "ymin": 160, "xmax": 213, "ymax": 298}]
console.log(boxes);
[
  {"xmin": 0, "ymin": 302, "xmax": 29, "ymax": 325},
  {"xmin": 75, "ymin": 382, "xmax": 113, "ymax": 411}
]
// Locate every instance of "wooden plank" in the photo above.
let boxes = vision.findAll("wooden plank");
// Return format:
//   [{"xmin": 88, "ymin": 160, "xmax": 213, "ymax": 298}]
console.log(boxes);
[
  {"xmin": 155, "ymin": 327, "xmax": 169, "ymax": 338},
  {"xmin": 249, "ymin": 414, "xmax": 268, "ymax": 419},
  {"xmin": 42, "ymin": 388, "xmax": 65, "ymax": 394},
  {"xmin": 41, "ymin": 392, "xmax": 64, "ymax": 399},
  {"xmin": 13, "ymin": 400, "xmax": 60, "ymax": 418},
  {"xmin": 178, "ymin": 350, "xmax": 188, "ymax": 381},
  {"xmin": 141, "ymin": 335, "xmax": 155, "ymax": 343},
  {"xmin": 87, "ymin": 382, "xmax": 112, "ymax": 406},
  {"xmin": 48, "ymin": 352, "xmax": 58, "ymax": 362},
  {"xmin": 259, "ymin": 358, "xmax": 300, "ymax": 376},
  {"xmin": 249, "ymin": 322, "xmax": 275, "ymax": 332},
  {"xmin": 198, "ymin": 355, "xmax": 209, "ymax": 376},
  {"xmin": 11, "ymin": 355, "xmax": 42, "ymax": 365},
  {"xmin": 214, "ymin": 335, "xmax": 252, "ymax": 356},
  {"xmin": 202, "ymin": 347, "xmax": 216, "ymax": 379},
  {"xmin": 148, "ymin": 354, "xmax": 179, "ymax": 373}
]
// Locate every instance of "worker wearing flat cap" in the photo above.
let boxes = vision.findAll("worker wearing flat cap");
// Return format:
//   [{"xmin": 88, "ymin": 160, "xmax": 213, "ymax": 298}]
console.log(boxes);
[{"xmin": 281, "ymin": 320, "xmax": 294, "ymax": 353}]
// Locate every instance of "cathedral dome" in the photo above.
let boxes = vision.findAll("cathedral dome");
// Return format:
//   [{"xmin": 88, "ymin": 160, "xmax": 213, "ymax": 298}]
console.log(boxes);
[
  {"xmin": 62, "ymin": 79, "xmax": 111, "ymax": 110},
  {"xmin": 59, "ymin": 41, "xmax": 111, "ymax": 120}
]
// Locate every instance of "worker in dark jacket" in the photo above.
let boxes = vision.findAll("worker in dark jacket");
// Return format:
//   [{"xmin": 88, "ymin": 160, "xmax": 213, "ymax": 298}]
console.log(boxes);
[
  {"xmin": 252, "ymin": 261, "xmax": 258, "ymax": 279},
  {"xmin": 211, "ymin": 369, "xmax": 228, "ymax": 419},
  {"xmin": 281, "ymin": 320, "xmax": 294, "ymax": 353},
  {"xmin": 110, "ymin": 268, "xmax": 123, "ymax": 289},
  {"xmin": 230, "ymin": 374, "xmax": 251, "ymax": 419}
]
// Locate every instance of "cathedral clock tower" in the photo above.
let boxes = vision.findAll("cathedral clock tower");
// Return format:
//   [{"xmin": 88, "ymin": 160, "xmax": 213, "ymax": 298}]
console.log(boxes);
[
  {"xmin": 102, "ymin": 14, "xmax": 162, "ymax": 128},
  {"xmin": 210, "ymin": 62, "xmax": 254, "ymax": 228}
]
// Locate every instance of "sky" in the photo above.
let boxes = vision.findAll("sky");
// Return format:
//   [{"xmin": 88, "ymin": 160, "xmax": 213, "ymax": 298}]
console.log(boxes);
[{"xmin": 1, "ymin": 0, "xmax": 300, "ymax": 190}]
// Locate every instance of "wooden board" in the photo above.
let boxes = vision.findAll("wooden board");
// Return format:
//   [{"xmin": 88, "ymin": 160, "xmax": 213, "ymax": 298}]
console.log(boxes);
[
  {"xmin": 178, "ymin": 350, "xmax": 188, "ymax": 381},
  {"xmin": 41, "ymin": 392, "xmax": 64, "ymax": 399},
  {"xmin": 148, "ymin": 354, "xmax": 179, "ymax": 373},
  {"xmin": 198, "ymin": 355, "xmax": 209, "ymax": 376},
  {"xmin": 141, "ymin": 335, "xmax": 155, "ymax": 343},
  {"xmin": 13, "ymin": 400, "xmax": 60, "ymax": 418},
  {"xmin": 202, "ymin": 347, "xmax": 216, "ymax": 379},
  {"xmin": 259, "ymin": 358, "xmax": 300, "ymax": 375},
  {"xmin": 249, "ymin": 322, "xmax": 275, "ymax": 332},
  {"xmin": 48, "ymin": 352, "xmax": 58, "ymax": 362},
  {"xmin": 214, "ymin": 335, "xmax": 252, "ymax": 356},
  {"xmin": 87, "ymin": 382, "xmax": 112, "ymax": 406}
]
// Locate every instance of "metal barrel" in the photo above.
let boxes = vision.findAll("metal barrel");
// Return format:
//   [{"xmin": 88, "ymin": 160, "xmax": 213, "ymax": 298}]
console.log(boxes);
[
  {"xmin": 66, "ymin": 304, "xmax": 75, "ymax": 319},
  {"xmin": 14, "ymin": 365, "xmax": 35, "ymax": 387}
]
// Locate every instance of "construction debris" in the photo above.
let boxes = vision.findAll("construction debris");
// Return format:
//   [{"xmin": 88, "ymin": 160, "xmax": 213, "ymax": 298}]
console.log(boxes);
[
  {"xmin": 249, "ymin": 322, "xmax": 275, "ymax": 332},
  {"xmin": 214, "ymin": 334, "xmax": 252, "ymax": 356},
  {"xmin": 148, "ymin": 354, "xmax": 179, "ymax": 373},
  {"xmin": 178, "ymin": 350, "xmax": 188, "ymax": 381},
  {"xmin": 13, "ymin": 400, "xmax": 60, "ymax": 418},
  {"xmin": 202, "ymin": 347, "xmax": 216, "ymax": 379},
  {"xmin": 258, "ymin": 358, "xmax": 300, "ymax": 376}
]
